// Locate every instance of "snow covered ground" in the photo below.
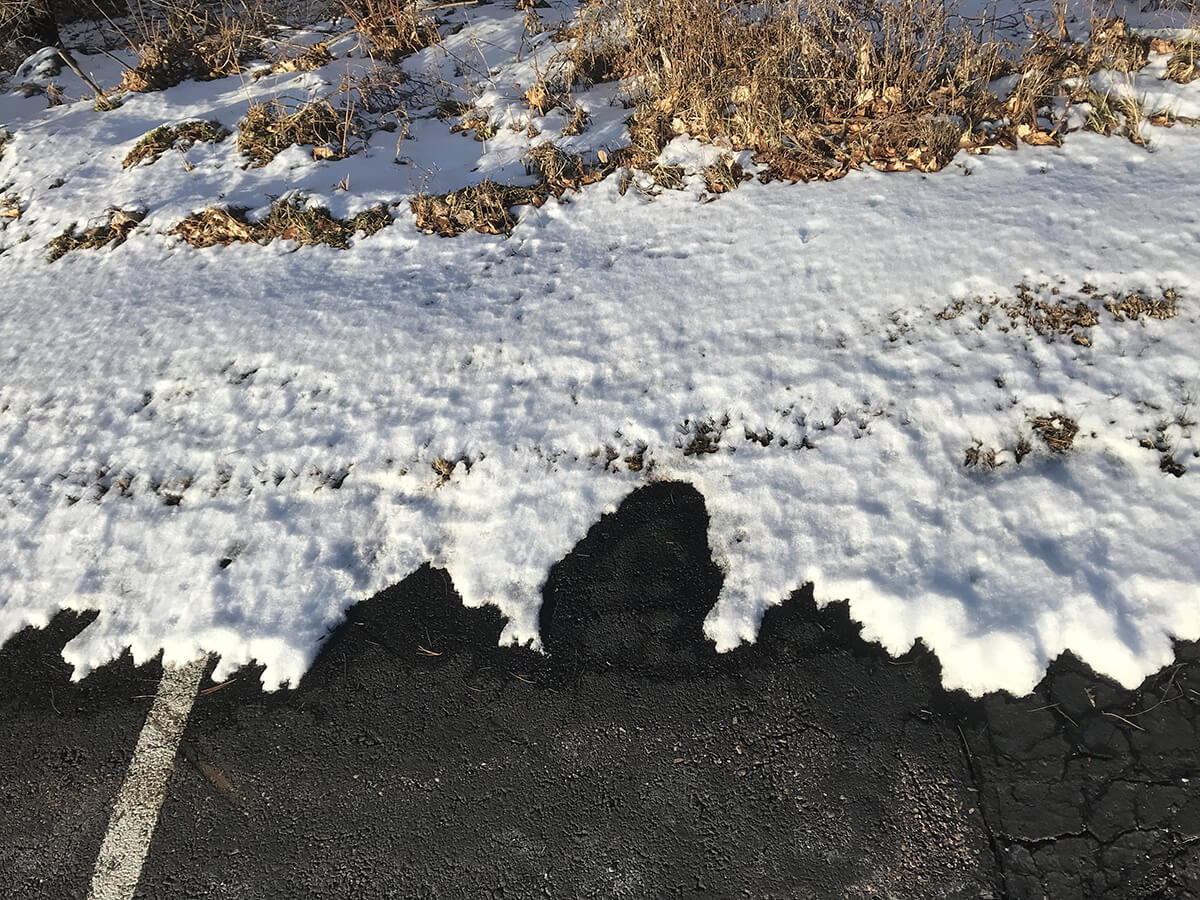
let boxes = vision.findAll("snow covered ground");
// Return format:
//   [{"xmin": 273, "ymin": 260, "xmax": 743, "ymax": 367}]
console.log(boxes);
[{"xmin": 0, "ymin": 0, "xmax": 1197, "ymax": 694}]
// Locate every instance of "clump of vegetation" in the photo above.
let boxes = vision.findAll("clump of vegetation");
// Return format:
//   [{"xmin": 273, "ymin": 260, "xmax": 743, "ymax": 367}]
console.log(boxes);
[
  {"xmin": 432, "ymin": 455, "xmax": 473, "ymax": 486},
  {"xmin": 680, "ymin": 414, "xmax": 730, "ymax": 455},
  {"xmin": 1084, "ymin": 90, "xmax": 1121, "ymax": 136},
  {"xmin": 340, "ymin": 0, "xmax": 440, "ymax": 62},
  {"xmin": 1138, "ymin": 415, "xmax": 1193, "ymax": 478},
  {"xmin": 527, "ymin": 143, "xmax": 619, "ymax": 193},
  {"xmin": 171, "ymin": 197, "xmax": 391, "ymax": 248},
  {"xmin": 553, "ymin": 0, "xmax": 1177, "ymax": 185},
  {"xmin": 0, "ymin": 129, "xmax": 10, "ymax": 163},
  {"xmin": 570, "ymin": 0, "xmax": 1010, "ymax": 180},
  {"xmin": 1165, "ymin": 40, "xmax": 1198, "ymax": 85},
  {"xmin": 1104, "ymin": 288, "xmax": 1178, "ymax": 321},
  {"xmin": 1031, "ymin": 414, "xmax": 1079, "ymax": 453},
  {"xmin": 237, "ymin": 98, "xmax": 348, "ymax": 165},
  {"xmin": 46, "ymin": 207, "xmax": 145, "ymax": 261},
  {"xmin": 703, "ymin": 155, "xmax": 747, "ymax": 194},
  {"xmin": 963, "ymin": 442, "xmax": 999, "ymax": 470},
  {"xmin": 237, "ymin": 68, "xmax": 408, "ymax": 166},
  {"xmin": 561, "ymin": 104, "xmax": 590, "ymax": 136},
  {"xmin": 1001, "ymin": 14, "xmax": 1158, "ymax": 144},
  {"xmin": 1081, "ymin": 90, "xmax": 1151, "ymax": 145},
  {"xmin": 123, "ymin": 119, "xmax": 230, "ymax": 167},
  {"xmin": 941, "ymin": 284, "xmax": 1179, "ymax": 345},
  {"xmin": 1001, "ymin": 282, "xmax": 1100, "ymax": 338},
  {"xmin": 117, "ymin": 1, "xmax": 272, "ymax": 93},
  {"xmin": 450, "ymin": 111, "xmax": 499, "ymax": 142},
  {"xmin": 411, "ymin": 181, "xmax": 547, "ymax": 236},
  {"xmin": 258, "ymin": 199, "xmax": 390, "ymax": 247},
  {"xmin": 169, "ymin": 206, "xmax": 256, "ymax": 245},
  {"xmin": 269, "ymin": 40, "xmax": 333, "ymax": 73},
  {"xmin": 0, "ymin": 193, "xmax": 20, "ymax": 220}
]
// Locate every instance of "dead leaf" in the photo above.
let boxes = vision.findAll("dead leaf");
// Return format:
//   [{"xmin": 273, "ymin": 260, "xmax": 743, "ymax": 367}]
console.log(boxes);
[
  {"xmin": 1016, "ymin": 123, "xmax": 1057, "ymax": 146},
  {"xmin": 524, "ymin": 83, "xmax": 550, "ymax": 115}
]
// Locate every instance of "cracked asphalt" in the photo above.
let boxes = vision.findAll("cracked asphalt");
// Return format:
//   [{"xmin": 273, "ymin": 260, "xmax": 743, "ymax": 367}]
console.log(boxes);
[{"xmin": 1, "ymin": 482, "xmax": 1197, "ymax": 898}]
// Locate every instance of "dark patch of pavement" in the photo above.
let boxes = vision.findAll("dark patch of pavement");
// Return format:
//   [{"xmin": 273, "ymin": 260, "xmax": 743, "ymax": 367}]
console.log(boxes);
[{"xmin": 1, "ymin": 482, "xmax": 1197, "ymax": 898}]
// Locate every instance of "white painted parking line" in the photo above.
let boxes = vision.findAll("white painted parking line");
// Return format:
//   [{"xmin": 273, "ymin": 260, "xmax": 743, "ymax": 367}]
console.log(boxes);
[{"xmin": 88, "ymin": 655, "xmax": 208, "ymax": 900}]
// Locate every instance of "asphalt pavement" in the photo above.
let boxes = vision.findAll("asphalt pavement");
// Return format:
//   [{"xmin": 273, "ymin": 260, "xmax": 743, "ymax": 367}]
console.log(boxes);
[{"xmin": 2, "ymin": 483, "xmax": 1197, "ymax": 899}]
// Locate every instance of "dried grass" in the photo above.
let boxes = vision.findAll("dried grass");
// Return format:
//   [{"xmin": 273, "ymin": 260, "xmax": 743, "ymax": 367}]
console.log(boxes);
[
  {"xmin": 1165, "ymin": 40, "xmax": 1199, "ymax": 84},
  {"xmin": 573, "ymin": 0, "xmax": 1009, "ymax": 179},
  {"xmin": 269, "ymin": 39, "xmax": 333, "ymax": 73},
  {"xmin": 1104, "ymin": 287, "xmax": 1178, "ymax": 321},
  {"xmin": 340, "ymin": 0, "xmax": 439, "ymax": 62},
  {"xmin": 46, "ymin": 207, "xmax": 145, "ymax": 260},
  {"xmin": 1031, "ymin": 414, "xmax": 1078, "ymax": 452},
  {"xmin": 553, "ymin": 0, "xmax": 1177, "ymax": 182},
  {"xmin": 237, "ymin": 66, "xmax": 406, "ymax": 165},
  {"xmin": 123, "ymin": 119, "xmax": 229, "ymax": 166},
  {"xmin": 171, "ymin": 197, "xmax": 391, "ymax": 248},
  {"xmin": 117, "ymin": 1, "xmax": 274, "ymax": 93},
  {"xmin": 411, "ymin": 181, "xmax": 547, "ymax": 236},
  {"xmin": 237, "ymin": 97, "xmax": 347, "ymax": 165}
]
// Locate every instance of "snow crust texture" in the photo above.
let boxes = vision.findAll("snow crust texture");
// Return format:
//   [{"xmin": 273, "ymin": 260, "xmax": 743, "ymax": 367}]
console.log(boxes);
[{"xmin": 0, "ymin": 3, "xmax": 1198, "ymax": 693}]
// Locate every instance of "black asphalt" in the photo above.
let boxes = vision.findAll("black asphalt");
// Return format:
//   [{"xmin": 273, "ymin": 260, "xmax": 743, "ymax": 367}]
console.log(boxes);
[{"xmin": 2, "ymin": 483, "xmax": 1197, "ymax": 898}]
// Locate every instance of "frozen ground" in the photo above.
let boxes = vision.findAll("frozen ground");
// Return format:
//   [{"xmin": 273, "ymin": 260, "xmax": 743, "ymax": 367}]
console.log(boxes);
[{"xmin": 0, "ymin": 0, "xmax": 1197, "ymax": 694}]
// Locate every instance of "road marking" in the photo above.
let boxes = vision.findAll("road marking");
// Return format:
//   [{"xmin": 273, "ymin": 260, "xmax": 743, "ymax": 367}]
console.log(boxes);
[{"xmin": 88, "ymin": 655, "xmax": 208, "ymax": 900}]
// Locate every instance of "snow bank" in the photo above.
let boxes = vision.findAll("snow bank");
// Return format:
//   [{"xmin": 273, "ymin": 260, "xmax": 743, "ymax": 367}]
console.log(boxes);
[{"xmin": 0, "ymin": 3, "xmax": 1197, "ymax": 693}]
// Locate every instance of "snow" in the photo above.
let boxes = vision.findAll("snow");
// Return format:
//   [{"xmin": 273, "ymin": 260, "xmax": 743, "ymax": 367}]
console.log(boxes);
[{"xmin": 0, "ymin": 1, "xmax": 1198, "ymax": 694}]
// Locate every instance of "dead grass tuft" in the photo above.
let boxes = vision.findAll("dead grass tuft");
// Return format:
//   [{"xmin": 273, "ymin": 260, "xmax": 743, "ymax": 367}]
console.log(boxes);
[
  {"xmin": 1084, "ymin": 90, "xmax": 1120, "ymax": 136},
  {"xmin": 117, "ymin": 1, "xmax": 272, "ymax": 93},
  {"xmin": 561, "ymin": 104, "xmax": 590, "ymax": 136},
  {"xmin": 340, "ymin": 0, "xmax": 439, "ymax": 62},
  {"xmin": 556, "ymin": 1, "xmax": 1174, "ymax": 181},
  {"xmin": 237, "ymin": 67, "xmax": 407, "ymax": 166},
  {"xmin": 573, "ymin": 0, "xmax": 1009, "ymax": 180},
  {"xmin": 527, "ymin": 142, "xmax": 622, "ymax": 194},
  {"xmin": 963, "ymin": 442, "xmax": 999, "ymax": 470},
  {"xmin": 1003, "ymin": 14, "xmax": 1153, "ymax": 142},
  {"xmin": 703, "ymin": 154, "xmax": 746, "ymax": 193},
  {"xmin": 123, "ymin": 119, "xmax": 230, "ymax": 167},
  {"xmin": 0, "ymin": 192, "xmax": 20, "ymax": 220},
  {"xmin": 450, "ymin": 110, "xmax": 499, "ymax": 142},
  {"xmin": 46, "ymin": 207, "xmax": 145, "ymax": 261},
  {"xmin": 411, "ymin": 181, "xmax": 547, "ymax": 236},
  {"xmin": 169, "ymin": 205, "xmax": 256, "ymax": 246},
  {"xmin": 1166, "ymin": 41, "xmax": 1199, "ymax": 84},
  {"xmin": 237, "ymin": 98, "xmax": 347, "ymax": 165},
  {"xmin": 1031, "ymin": 414, "xmax": 1078, "ymax": 453},
  {"xmin": 1001, "ymin": 282, "xmax": 1100, "ymax": 337},
  {"xmin": 171, "ymin": 197, "xmax": 391, "ymax": 248},
  {"xmin": 1104, "ymin": 287, "xmax": 1177, "ymax": 321},
  {"xmin": 1086, "ymin": 17, "xmax": 1150, "ymax": 73},
  {"xmin": 681, "ymin": 414, "xmax": 729, "ymax": 456},
  {"xmin": 431, "ymin": 454, "xmax": 472, "ymax": 485},
  {"xmin": 270, "ymin": 40, "xmax": 333, "ymax": 73},
  {"xmin": 947, "ymin": 284, "xmax": 1180, "ymax": 343},
  {"xmin": 1014, "ymin": 437, "xmax": 1033, "ymax": 463}
]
